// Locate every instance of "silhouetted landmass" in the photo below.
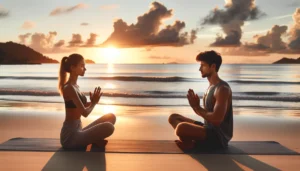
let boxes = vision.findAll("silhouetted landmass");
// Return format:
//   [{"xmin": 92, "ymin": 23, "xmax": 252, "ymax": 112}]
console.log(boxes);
[
  {"xmin": 0, "ymin": 41, "xmax": 58, "ymax": 64},
  {"xmin": 162, "ymin": 62, "xmax": 179, "ymax": 64},
  {"xmin": 85, "ymin": 59, "xmax": 95, "ymax": 64},
  {"xmin": 273, "ymin": 57, "xmax": 300, "ymax": 64}
]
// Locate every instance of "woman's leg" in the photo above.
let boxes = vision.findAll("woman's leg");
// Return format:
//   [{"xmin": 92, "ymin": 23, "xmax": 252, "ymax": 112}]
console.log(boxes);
[
  {"xmin": 83, "ymin": 113, "xmax": 116, "ymax": 131},
  {"xmin": 73, "ymin": 122, "xmax": 115, "ymax": 147}
]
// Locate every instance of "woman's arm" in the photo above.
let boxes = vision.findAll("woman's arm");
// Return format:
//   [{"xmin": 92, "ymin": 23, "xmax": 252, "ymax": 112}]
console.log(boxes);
[
  {"xmin": 84, "ymin": 102, "xmax": 92, "ymax": 107},
  {"xmin": 64, "ymin": 85, "xmax": 100, "ymax": 117}
]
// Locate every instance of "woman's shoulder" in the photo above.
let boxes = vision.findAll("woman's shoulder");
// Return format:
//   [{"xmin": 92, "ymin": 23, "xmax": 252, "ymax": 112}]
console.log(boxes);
[
  {"xmin": 63, "ymin": 83, "xmax": 81, "ymax": 94},
  {"xmin": 63, "ymin": 83, "xmax": 75, "ymax": 93}
]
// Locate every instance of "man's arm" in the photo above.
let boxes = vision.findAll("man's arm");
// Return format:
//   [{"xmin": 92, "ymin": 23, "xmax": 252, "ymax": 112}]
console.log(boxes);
[{"xmin": 190, "ymin": 86, "xmax": 231, "ymax": 126}]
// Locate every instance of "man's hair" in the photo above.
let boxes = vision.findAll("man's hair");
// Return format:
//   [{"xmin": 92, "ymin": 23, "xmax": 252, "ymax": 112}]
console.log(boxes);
[{"xmin": 196, "ymin": 50, "xmax": 222, "ymax": 72}]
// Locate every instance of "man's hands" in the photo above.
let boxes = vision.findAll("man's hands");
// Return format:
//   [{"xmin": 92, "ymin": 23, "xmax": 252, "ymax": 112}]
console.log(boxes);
[
  {"xmin": 89, "ymin": 86, "xmax": 103, "ymax": 105},
  {"xmin": 187, "ymin": 89, "xmax": 201, "ymax": 110}
]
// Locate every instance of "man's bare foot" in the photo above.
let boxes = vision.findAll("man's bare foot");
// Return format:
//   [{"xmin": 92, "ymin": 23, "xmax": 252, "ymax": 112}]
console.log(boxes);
[
  {"xmin": 175, "ymin": 140, "xmax": 196, "ymax": 151},
  {"xmin": 94, "ymin": 140, "xmax": 108, "ymax": 147}
]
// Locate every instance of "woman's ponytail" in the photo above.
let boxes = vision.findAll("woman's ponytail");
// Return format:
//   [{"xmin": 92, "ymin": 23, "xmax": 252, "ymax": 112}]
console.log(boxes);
[{"xmin": 58, "ymin": 57, "xmax": 68, "ymax": 96}]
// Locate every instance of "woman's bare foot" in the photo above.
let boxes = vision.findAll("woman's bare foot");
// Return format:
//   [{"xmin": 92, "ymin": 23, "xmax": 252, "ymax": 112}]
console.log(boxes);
[{"xmin": 175, "ymin": 140, "xmax": 196, "ymax": 151}]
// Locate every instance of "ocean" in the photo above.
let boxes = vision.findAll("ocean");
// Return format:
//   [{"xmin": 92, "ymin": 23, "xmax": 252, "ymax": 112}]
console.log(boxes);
[{"xmin": 1, "ymin": 63, "xmax": 300, "ymax": 117}]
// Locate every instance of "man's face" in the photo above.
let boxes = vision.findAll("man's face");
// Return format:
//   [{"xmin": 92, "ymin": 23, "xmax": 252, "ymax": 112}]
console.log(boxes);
[{"xmin": 199, "ymin": 61, "xmax": 212, "ymax": 78}]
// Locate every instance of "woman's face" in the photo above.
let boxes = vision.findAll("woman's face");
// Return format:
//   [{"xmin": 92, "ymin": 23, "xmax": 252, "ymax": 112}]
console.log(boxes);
[{"xmin": 71, "ymin": 59, "xmax": 86, "ymax": 76}]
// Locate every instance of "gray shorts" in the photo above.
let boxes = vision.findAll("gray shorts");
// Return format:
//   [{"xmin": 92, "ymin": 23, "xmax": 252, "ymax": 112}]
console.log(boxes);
[
  {"xmin": 193, "ymin": 121, "xmax": 223, "ymax": 149},
  {"xmin": 60, "ymin": 119, "xmax": 83, "ymax": 148}
]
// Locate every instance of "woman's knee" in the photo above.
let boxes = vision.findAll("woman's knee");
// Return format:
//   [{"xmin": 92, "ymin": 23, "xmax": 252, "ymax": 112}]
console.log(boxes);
[
  {"xmin": 168, "ymin": 113, "xmax": 181, "ymax": 124},
  {"xmin": 106, "ymin": 113, "xmax": 116, "ymax": 124},
  {"xmin": 102, "ymin": 122, "xmax": 115, "ymax": 136}
]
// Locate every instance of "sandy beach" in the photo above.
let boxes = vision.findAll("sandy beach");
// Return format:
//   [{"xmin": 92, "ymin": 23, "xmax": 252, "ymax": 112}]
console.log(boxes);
[{"xmin": 1, "ymin": 101, "xmax": 300, "ymax": 170}]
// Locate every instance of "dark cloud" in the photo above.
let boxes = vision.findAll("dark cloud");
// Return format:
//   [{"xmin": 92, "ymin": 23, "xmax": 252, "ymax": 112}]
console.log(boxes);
[
  {"xmin": 0, "ymin": 8, "xmax": 9, "ymax": 18},
  {"xmin": 54, "ymin": 40, "xmax": 65, "ymax": 48},
  {"xmin": 81, "ymin": 22, "xmax": 89, "ymax": 26},
  {"xmin": 101, "ymin": 2, "xmax": 197, "ymax": 48},
  {"xmin": 201, "ymin": 0, "xmax": 265, "ymax": 47},
  {"xmin": 67, "ymin": 33, "xmax": 97, "ymax": 47},
  {"xmin": 18, "ymin": 33, "xmax": 32, "ymax": 44},
  {"xmin": 68, "ymin": 34, "xmax": 84, "ymax": 47},
  {"xmin": 84, "ymin": 33, "xmax": 98, "ymax": 47},
  {"xmin": 50, "ymin": 3, "xmax": 87, "ymax": 16},
  {"xmin": 247, "ymin": 25, "xmax": 288, "ymax": 51},
  {"xmin": 239, "ymin": 8, "xmax": 300, "ymax": 55},
  {"xmin": 190, "ymin": 29, "xmax": 198, "ymax": 44},
  {"xmin": 288, "ymin": 8, "xmax": 300, "ymax": 51}
]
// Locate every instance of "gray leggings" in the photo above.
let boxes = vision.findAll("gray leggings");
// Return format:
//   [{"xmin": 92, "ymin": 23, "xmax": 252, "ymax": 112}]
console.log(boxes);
[{"xmin": 60, "ymin": 118, "xmax": 114, "ymax": 148}]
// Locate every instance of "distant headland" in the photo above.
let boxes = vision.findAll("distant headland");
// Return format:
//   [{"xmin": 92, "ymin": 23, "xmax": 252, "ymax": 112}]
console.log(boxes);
[
  {"xmin": 85, "ymin": 59, "xmax": 95, "ymax": 64},
  {"xmin": 0, "ymin": 41, "xmax": 58, "ymax": 64},
  {"xmin": 273, "ymin": 57, "xmax": 300, "ymax": 64}
]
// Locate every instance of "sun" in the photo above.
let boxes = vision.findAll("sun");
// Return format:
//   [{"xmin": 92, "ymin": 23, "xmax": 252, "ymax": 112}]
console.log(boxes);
[{"xmin": 102, "ymin": 46, "xmax": 120, "ymax": 64}]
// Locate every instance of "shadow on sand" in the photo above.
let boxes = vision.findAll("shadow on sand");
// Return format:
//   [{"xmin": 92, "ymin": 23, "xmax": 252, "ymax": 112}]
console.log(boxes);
[
  {"xmin": 42, "ymin": 145, "xmax": 106, "ymax": 171},
  {"xmin": 189, "ymin": 154, "xmax": 280, "ymax": 171}
]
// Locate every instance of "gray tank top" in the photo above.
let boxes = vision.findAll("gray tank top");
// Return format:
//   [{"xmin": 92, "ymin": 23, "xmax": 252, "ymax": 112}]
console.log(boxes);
[{"xmin": 203, "ymin": 80, "xmax": 233, "ymax": 147}]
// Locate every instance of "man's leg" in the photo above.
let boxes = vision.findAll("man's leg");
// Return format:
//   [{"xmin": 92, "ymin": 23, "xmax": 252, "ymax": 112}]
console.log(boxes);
[
  {"xmin": 168, "ymin": 113, "xmax": 195, "ymax": 129},
  {"xmin": 174, "ymin": 122, "xmax": 207, "ymax": 150}
]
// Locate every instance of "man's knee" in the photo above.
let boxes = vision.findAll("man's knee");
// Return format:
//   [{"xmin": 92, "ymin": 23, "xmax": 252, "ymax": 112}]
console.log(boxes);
[
  {"xmin": 175, "ymin": 122, "xmax": 189, "ymax": 136},
  {"xmin": 168, "ymin": 113, "xmax": 181, "ymax": 124}
]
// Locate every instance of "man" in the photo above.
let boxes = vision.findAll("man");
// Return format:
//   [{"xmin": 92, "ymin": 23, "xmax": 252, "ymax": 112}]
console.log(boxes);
[{"xmin": 168, "ymin": 50, "xmax": 233, "ymax": 150}]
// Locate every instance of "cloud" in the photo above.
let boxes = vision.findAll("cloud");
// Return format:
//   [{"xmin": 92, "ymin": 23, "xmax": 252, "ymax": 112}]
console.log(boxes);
[
  {"xmin": 288, "ymin": 8, "xmax": 300, "ymax": 51},
  {"xmin": 220, "ymin": 46, "xmax": 270, "ymax": 56},
  {"xmin": 50, "ymin": 3, "xmax": 87, "ymax": 16},
  {"xmin": 100, "ymin": 4, "xmax": 119, "ymax": 10},
  {"xmin": 240, "ymin": 8, "xmax": 300, "ymax": 54},
  {"xmin": 54, "ymin": 40, "xmax": 65, "ymax": 48},
  {"xmin": 148, "ymin": 55, "xmax": 171, "ymax": 59},
  {"xmin": 18, "ymin": 31, "xmax": 100, "ymax": 53},
  {"xmin": 0, "ymin": 7, "xmax": 9, "ymax": 18},
  {"xmin": 249, "ymin": 25, "xmax": 288, "ymax": 51},
  {"xmin": 18, "ymin": 33, "xmax": 31, "ymax": 44},
  {"xmin": 222, "ymin": 8, "xmax": 300, "ymax": 56},
  {"xmin": 26, "ymin": 32, "xmax": 71, "ymax": 53},
  {"xmin": 101, "ymin": 2, "xmax": 197, "ymax": 48},
  {"xmin": 67, "ymin": 33, "xmax": 98, "ymax": 47},
  {"xmin": 68, "ymin": 34, "xmax": 84, "ymax": 47},
  {"xmin": 81, "ymin": 22, "xmax": 89, "ymax": 26},
  {"xmin": 84, "ymin": 33, "xmax": 98, "ymax": 47},
  {"xmin": 271, "ymin": 14, "xmax": 293, "ymax": 20},
  {"xmin": 21, "ymin": 21, "xmax": 35, "ymax": 29},
  {"xmin": 201, "ymin": 0, "xmax": 265, "ymax": 47}
]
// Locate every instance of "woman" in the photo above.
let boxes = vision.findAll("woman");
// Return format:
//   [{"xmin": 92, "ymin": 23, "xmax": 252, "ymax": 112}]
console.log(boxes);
[{"xmin": 58, "ymin": 53, "xmax": 116, "ymax": 149}]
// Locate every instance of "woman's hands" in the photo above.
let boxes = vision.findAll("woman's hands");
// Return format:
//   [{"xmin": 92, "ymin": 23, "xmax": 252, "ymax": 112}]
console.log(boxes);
[{"xmin": 89, "ymin": 86, "xmax": 103, "ymax": 105}]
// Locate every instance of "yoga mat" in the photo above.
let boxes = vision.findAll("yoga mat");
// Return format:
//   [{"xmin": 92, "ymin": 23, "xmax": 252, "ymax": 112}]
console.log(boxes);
[{"xmin": 0, "ymin": 138, "xmax": 298, "ymax": 155}]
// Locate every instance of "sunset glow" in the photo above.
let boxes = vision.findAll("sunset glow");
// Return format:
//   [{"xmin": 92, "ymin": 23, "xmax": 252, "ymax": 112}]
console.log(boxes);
[{"xmin": 101, "ymin": 47, "xmax": 120, "ymax": 64}]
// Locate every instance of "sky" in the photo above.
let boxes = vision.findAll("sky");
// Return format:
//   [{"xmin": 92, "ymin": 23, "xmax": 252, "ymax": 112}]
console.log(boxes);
[{"xmin": 0, "ymin": 0, "xmax": 299, "ymax": 64}]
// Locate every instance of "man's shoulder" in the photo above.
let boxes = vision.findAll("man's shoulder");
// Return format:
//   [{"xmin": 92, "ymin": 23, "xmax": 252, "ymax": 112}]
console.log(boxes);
[{"xmin": 215, "ymin": 83, "xmax": 231, "ymax": 97}]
